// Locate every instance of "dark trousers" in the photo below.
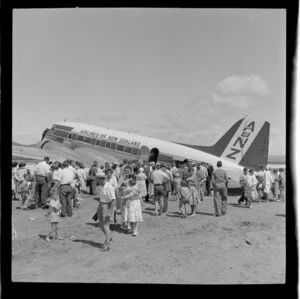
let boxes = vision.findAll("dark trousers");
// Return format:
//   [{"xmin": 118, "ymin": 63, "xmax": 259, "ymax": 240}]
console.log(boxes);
[
  {"xmin": 59, "ymin": 185, "xmax": 75, "ymax": 217},
  {"xmin": 89, "ymin": 180, "xmax": 97, "ymax": 195},
  {"xmin": 238, "ymin": 188, "xmax": 245, "ymax": 203},
  {"xmin": 213, "ymin": 183, "xmax": 228, "ymax": 215},
  {"xmin": 206, "ymin": 178, "xmax": 211, "ymax": 195},
  {"xmin": 35, "ymin": 176, "xmax": 48, "ymax": 206},
  {"xmin": 145, "ymin": 179, "xmax": 149, "ymax": 201},
  {"xmin": 163, "ymin": 196, "xmax": 168, "ymax": 213}
]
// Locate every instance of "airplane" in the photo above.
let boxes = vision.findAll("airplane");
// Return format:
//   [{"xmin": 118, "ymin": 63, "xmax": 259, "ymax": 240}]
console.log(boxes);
[{"xmin": 13, "ymin": 117, "xmax": 270, "ymax": 188}]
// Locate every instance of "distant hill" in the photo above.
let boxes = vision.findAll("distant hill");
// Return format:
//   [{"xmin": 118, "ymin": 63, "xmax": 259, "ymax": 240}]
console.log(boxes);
[{"xmin": 268, "ymin": 155, "xmax": 285, "ymax": 164}]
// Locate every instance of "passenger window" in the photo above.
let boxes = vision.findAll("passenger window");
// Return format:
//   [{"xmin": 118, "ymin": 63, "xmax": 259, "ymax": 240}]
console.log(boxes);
[
  {"xmin": 124, "ymin": 146, "xmax": 132, "ymax": 154},
  {"xmin": 110, "ymin": 143, "xmax": 116, "ymax": 150},
  {"xmin": 100, "ymin": 140, "xmax": 106, "ymax": 147},
  {"xmin": 117, "ymin": 144, "xmax": 124, "ymax": 152},
  {"xmin": 77, "ymin": 135, "xmax": 84, "ymax": 141},
  {"xmin": 83, "ymin": 137, "xmax": 91, "ymax": 144},
  {"xmin": 105, "ymin": 142, "xmax": 111, "ymax": 148},
  {"xmin": 71, "ymin": 134, "xmax": 77, "ymax": 140},
  {"xmin": 91, "ymin": 138, "xmax": 96, "ymax": 145},
  {"xmin": 96, "ymin": 140, "xmax": 101, "ymax": 146}
]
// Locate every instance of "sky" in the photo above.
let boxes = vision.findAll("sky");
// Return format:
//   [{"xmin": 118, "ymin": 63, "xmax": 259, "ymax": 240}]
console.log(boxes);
[{"xmin": 13, "ymin": 8, "xmax": 286, "ymax": 155}]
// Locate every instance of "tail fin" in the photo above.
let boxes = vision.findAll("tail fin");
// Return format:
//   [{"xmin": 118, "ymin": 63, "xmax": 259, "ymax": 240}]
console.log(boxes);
[
  {"xmin": 220, "ymin": 118, "xmax": 270, "ymax": 169},
  {"xmin": 176, "ymin": 117, "xmax": 270, "ymax": 169}
]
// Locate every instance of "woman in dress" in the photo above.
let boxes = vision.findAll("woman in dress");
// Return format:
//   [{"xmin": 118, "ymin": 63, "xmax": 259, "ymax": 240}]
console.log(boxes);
[
  {"xmin": 249, "ymin": 169, "xmax": 258, "ymax": 202},
  {"xmin": 76, "ymin": 163, "xmax": 87, "ymax": 193},
  {"xmin": 187, "ymin": 178, "xmax": 200, "ymax": 216},
  {"xmin": 116, "ymin": 166, "xmax": 132, "ymax": 227},
  {"xmin": 14, "ymin": 162, "xmax": 28, "ymax": 203},
  {"xmin": 122, "ymin": 174, "xmax": 143, "ymax": 236},
  {"xmin": 136, "ymin": 168, "xmax": 147, "ymax": 201}
]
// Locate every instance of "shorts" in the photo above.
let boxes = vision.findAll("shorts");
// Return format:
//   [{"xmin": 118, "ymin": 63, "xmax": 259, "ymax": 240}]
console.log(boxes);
[
  {"xmin": 97, "ymin": 202, "xmax": 113, "ymax": 222},
  {"xmin": 154, "ymin": 185, "xmax": 165, "ymax": 200}
]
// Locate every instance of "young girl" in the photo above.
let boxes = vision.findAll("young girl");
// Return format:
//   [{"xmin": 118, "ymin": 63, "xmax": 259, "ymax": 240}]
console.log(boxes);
[
  {"xmin": 187, "ymin": 179, "xmax": 200, "ymax": 216},
  {"xmin": 122, "ymin": 174, "xmax": 143, "ymax": 236},
  {"xmin": 179, "ymin": 180, "xmax": 191, "ymax": 218},
  {"xmin": 45, "ymin": 191, "xmax": 62, "ymax": 241}
]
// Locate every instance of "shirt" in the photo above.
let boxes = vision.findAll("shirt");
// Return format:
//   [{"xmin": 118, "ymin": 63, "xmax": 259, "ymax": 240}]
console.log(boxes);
[
  {"xmin": 35, "ymin": 161, "xmax": 50, "ymax": 177},
  {"xmin": 165, "ymin": 169, "xmax": 173, "ymax": 182},
  {"xmin": 108, "ymin": 175, "xmax": 118, "ymax": 191},
  {"xmin": 200, "ymin": 165, "xmax": 208, "ymax": 178},
  {"xmin": 212, "ymin": 168, "xmax": 228, "ymax": 184},
  {"xmin": 99, "ymin": 181, "xmax": 116, "ymax": 203},
  {"xmin": 151, "ymin": 169, "xmax": 170, "ymax": 185},
  {"xmin": 60, "ymin": 168, "xmax": 75, "ymax": 185},
  {"xmin": 52, "ymin": 169, "xmax": 62, "ymax": 181},
  {"xmin": 170, "ymin": 166, "xmax": 179, "ymax": 177}
]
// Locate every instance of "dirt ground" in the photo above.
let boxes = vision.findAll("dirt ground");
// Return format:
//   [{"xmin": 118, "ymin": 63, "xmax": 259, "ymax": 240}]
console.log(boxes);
[{"xmin": 12, "ymin": 190, "xmax": 285, "ymax": 284}]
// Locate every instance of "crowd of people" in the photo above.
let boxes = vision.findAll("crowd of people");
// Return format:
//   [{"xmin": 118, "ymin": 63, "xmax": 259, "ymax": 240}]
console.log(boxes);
[
  {"xmin": 238, "ymin": 165, "xmax": 286, "ymax": 208},
  {"xmin": 12, "ymin": 157, "xmax": 286, "ymax": 251}
]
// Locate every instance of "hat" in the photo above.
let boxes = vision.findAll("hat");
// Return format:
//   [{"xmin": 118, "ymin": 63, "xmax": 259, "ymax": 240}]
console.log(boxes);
[
  {"xmin": 98, "ymin": 174, "xmax": 106, "ymax": 179},
  {"xmin": 160, "ymin": 164, "xmax": 167, "ymax": 168}
]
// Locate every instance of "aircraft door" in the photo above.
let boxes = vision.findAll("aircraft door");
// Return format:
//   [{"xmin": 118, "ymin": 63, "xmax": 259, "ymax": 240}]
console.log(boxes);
[{"xmin": 149, "ymin": 148, "xmax": 159, "ymax": 163}]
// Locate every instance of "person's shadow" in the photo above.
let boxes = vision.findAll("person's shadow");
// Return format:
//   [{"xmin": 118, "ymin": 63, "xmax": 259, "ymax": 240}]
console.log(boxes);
[
  {"xmin": 196, "ymin": 211, "xmax": 215, "ymax": 216},
  {"xmin": 73, "ymin": 239, "xmax": 105, "ymax": 249},
  {"xmin": 85, "ymin": 222, "xmax": 130, "ymax": 235},
  {"xmin": 166, "ymin": 211, "xmax": 182, "ymax": 218}
]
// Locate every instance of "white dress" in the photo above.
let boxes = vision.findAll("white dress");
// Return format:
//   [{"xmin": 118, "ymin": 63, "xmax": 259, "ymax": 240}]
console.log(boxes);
[
  {"xmin": 136, "ymin": 173, "xmax": 147, "ymax": 197},
  {"xmin": 76, "ymin": 168, "xmax": 87, "ymax": 192},
  {"xmin": 123, "ymin": 185, "xmax": 143, "ymax": 222},
  {"xmin": 264, "ymin": 170, "xmax": 274, "ymax": 194}
]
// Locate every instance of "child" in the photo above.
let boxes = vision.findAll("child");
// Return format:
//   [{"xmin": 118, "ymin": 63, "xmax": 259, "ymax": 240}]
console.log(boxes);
[
  {"xmin": 179, "ymin": 180, "xmax": 192, "ymax": 218},
  {"xmin": 187, "ymin": 178, "xmax": 200, "ymax": 216},
  {"xmin": 122, "ymin": 174, "xmax": 143, "ymax": 236},
  {"xmin": 45, "ymin": 191, "xmax": 62, "ymax": 241}
]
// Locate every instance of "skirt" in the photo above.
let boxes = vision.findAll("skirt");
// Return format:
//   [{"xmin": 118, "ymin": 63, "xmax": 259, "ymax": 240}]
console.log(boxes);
[
  {"xmin": 137, "ymin": 180, "xmax": 147, "ymax": 197},
  {"xmin": 124, "ymin": 199, "xmax": 143, "ymax": 222},
  {"xmin": 244, "ymin": 186, "xmax": 252, "ymax": 200},
  {"xmin": 97, "ymin": 202, "xmax": 113, "ymax": 222},
  {"xmin": 148, "ymin": 182, "xmax": 154, "ymax": 197},
  {"xmin": 79, "ymin": 178, "xmax": 87, "ymax": 192}
]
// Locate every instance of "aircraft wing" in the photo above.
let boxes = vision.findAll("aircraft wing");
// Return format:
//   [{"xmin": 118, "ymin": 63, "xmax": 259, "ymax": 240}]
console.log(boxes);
[{"xmin": 12, "ymin": 142, "xmax": 122, "ymax": 166}]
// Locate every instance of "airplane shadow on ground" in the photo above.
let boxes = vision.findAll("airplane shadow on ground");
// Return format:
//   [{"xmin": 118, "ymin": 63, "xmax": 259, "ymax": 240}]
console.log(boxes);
[{"xmin": 73, "ymin": 239, "xmax": 105, "ymax": 249}]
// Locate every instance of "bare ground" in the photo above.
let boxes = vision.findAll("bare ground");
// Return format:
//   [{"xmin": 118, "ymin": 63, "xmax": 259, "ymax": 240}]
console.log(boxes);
[{"xmin": 12, "ymin": 192, "xmax": 285, "ymax": 284}]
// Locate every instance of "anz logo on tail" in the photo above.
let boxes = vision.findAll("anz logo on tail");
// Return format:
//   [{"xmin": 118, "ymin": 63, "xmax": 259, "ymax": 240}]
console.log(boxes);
[{"xmin": 221, "ymin": 120, "xmax": 261, "ymax": 164}]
